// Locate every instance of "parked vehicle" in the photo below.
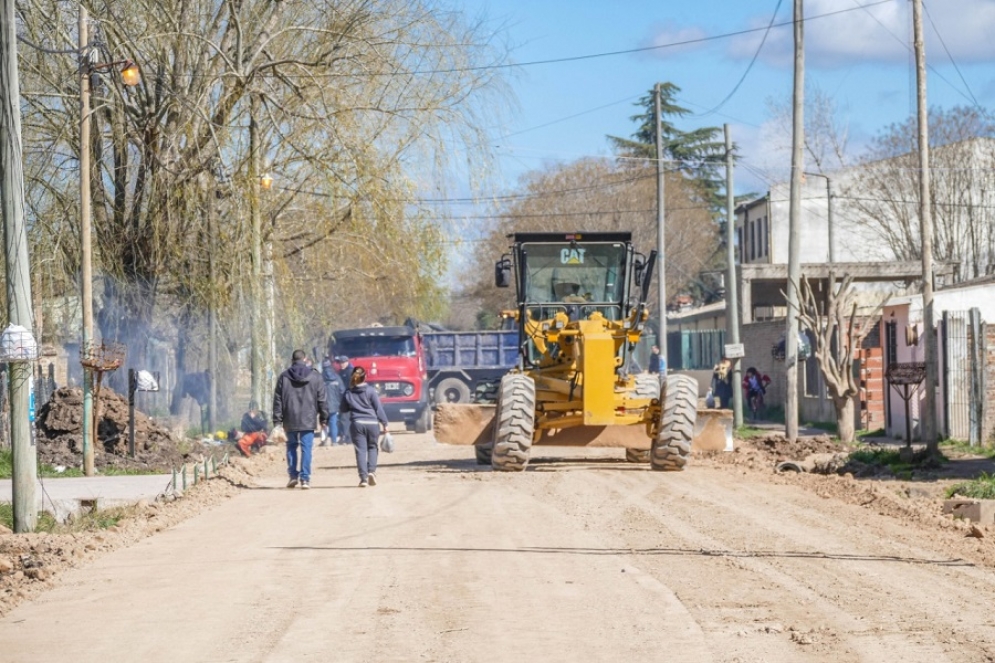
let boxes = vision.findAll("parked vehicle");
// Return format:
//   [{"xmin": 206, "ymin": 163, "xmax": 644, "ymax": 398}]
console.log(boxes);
[
  {"xmin": 329, "ymin": 325, "xmax": 431, "ymax": 433},
  {"xmin": 422, "ymin": 330, "xmax": 518, "ymax": 405}
]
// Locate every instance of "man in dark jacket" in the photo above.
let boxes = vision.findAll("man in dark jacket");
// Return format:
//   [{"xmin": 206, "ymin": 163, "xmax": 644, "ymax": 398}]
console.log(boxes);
[
  {"xmin": 273, "ymin": 349, "xmax": 328, "ymax": 489},
  {"xmin": 320, "ymin": 355, "xmax": 345, "ymax": 446},
  {"xmin": 335, "ymin": 355, "xmax": 354, "ymax": 445}
]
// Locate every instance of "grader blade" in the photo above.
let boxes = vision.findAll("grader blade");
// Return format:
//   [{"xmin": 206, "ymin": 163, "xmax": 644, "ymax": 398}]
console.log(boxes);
[
  {"xmin": 433, "ymin": 403, "xmax": 496, "ymax": 445},
  {"xmin": 693, "ymin": 408, "xmax": 734, "ymax": 453}
]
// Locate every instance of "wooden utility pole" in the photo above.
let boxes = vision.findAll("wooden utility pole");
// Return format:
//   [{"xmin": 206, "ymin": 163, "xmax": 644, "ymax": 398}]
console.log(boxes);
[
  {"xmin": 249, "ymin": 95, "xmax": 263, "ymax": 412},
  {"xmin": 785, "ymin": 0, "xmax": 805, "ymax": 442},
  {"xmin": 724, "ymin": 124, "xmax": 743, "ymax": 428},
  {"xmin": 1, "ymin": 0, "xmax": 38, "ymax": 531},
  {"xmin": 207, "ymin": 186, "xmax": 217, "ymax": 434},
  {"xmin": 79, "ymin": 6, "xmax": 95, "ymax": 476},
  {"xmin": 655, "ymin": 83, "xmax": 667, "ymax": 370},
  {"xmin": 912, "ymin": 0, "xmax": 938, "ymax": 452}
]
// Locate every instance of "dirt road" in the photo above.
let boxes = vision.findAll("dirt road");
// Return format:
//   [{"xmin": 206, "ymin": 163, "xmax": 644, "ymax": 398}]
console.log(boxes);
[{"xmin": 3, "ymin": 435, "xmax": 995, "ymax": 662}]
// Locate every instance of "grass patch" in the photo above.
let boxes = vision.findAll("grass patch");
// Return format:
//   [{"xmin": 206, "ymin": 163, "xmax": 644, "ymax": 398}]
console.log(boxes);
[
  {"xmin": 859, "ymin": 427, "xmax": 886, "ymax": 439},
  {"xmin": 735, "ymin": 426, "xmax": 769, "ymax": 439},
  {"xmin": 946, "ymin": 472, "xmax": 995, "ymax": 499},
  {"xmin": 848, "ymin": 445, "xmax": 946, "ymax": 478},
  {"xmin": 1, "ymin": 449, "xmax": 160, "ymax": 479},
  {"xmin": 1, "ymin": 501, "xmax": 134, "ymax": 532},
  {"xmin": 940, "ymin": 439, "xmax": 995, "ymax": 459},
  {"xmin": 0, "ymin": 502, "xmax": 61, "ymax": 532}
]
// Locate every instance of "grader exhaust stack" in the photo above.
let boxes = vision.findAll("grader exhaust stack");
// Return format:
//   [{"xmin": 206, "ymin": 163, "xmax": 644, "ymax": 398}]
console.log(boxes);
[{"xmin": 434, "ymin": 231, "xmax": 733, "ymax": 471}]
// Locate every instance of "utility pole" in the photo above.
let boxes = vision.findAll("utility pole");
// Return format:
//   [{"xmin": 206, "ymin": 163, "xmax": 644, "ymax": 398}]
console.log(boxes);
[
  {"xmin": 724, "ymin": 124, "xmax": 743, "ymax": 428},
  {"xmin": 1, "ymin": 0, "xmax": 38, "ymax": 531},
  {"xmin": 912, "ymin": 0, "xmax": 938, "ymax": 453},
  {"xmin": 784, "ymin": 0, "xmax": 805, "ymax": 442},
  {"xmin": 79, "ymin": 6, "xmax": 95, "ymax": 476},
  {"xmin": 655, "ymin": 83, "xmax": 668, "ymax": 371},
  {"xmin": 207, "ymin": 184, "xmax": 217, "ymax": 434},
  {"xmin": 249, "ymin": 95, "xmax": 264, "ymax": 411}
]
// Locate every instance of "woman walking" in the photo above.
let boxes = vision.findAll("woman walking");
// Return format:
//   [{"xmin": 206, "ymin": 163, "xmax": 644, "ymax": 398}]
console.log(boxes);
[{"xmin": 339, "ymin": 366, "xmax": 389, "ymax": 487}]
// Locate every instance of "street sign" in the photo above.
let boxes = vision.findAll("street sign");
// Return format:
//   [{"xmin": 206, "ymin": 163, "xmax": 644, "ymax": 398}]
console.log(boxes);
[{"xmin": 724, "ymin": 343, "xmax": 745, "ymax": 359}]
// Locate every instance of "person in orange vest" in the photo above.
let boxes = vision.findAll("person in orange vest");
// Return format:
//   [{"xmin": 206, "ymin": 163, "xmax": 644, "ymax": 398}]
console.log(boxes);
[{"xmin": 231, "ymin": 428, "xmax": 268, "ymax": 458}]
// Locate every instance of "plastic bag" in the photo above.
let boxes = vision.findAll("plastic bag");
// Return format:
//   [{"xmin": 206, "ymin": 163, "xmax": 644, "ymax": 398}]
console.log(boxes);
[
  {"xmin": 269, "ymin": 424, "xmax": 287, "ymax": 444},
  {"xmin": 705, "ymin": 388, "xmax": 716, "ymax": 409},
  {"xmin": 380, "ymin": 432, "xmax": 395, "ymax": 453}
]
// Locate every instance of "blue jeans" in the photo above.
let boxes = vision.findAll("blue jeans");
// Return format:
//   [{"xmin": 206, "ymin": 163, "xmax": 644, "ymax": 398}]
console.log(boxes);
[
  {"xmin": 351, "ymin": 421, "xmax": 380, "ymax": 481},
  {"xmin": 327, "ymin": 413, "xmax": 339, "ymax": 444},
  {"xmin": 286, "ymin": 430, "xmax": 314, "ymax": 482}
]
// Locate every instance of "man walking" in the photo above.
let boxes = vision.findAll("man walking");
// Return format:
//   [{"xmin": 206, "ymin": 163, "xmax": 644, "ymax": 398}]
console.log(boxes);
[
  {"xmin": 273, "ymin": 349, "xmax": 328, "ymax": 489},
  {"xmin": 320, "ymin": 354, "xmax": 345, "ymax": 445},
  {"xmin": 335, "ymin": 355, "xmax": 354, "ymax": 445}
]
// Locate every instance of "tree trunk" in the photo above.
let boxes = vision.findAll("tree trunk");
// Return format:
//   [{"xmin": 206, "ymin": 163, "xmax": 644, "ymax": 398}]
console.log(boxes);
[{"xmin": 834, "ymin": 394, "xmax": 855, "ymax": 443}]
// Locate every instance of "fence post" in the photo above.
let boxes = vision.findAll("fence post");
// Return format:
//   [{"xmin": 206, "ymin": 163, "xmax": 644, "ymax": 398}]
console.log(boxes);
[{"xmin": 970, "ymin": 308, "xmax": 983, "ymax": 446}]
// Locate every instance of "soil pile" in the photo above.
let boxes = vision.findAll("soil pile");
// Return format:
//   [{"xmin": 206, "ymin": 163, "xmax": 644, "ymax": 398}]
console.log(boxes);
[
  {"xmin": 714, "ymin": 431, "xmax": 854, "ymax": 471},
  {"xmin": 35, "ymin": 387, "xmax": 205, "ymax": 472}
]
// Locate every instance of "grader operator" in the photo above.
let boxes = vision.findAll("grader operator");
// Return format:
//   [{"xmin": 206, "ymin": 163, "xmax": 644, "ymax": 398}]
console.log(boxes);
[{"xmin": 434, "ymin": 231, "xmax": 700, "ymax": 472}]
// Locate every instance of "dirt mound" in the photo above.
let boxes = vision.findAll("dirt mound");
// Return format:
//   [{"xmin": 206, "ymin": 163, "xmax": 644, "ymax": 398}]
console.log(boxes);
[
  {"xmin": 35, "ymin": 387, "xmax": 206, "ymax": 472},
  {"xmin": 710, "ymin": 431, "xmax": 853, "ymax": 472}
]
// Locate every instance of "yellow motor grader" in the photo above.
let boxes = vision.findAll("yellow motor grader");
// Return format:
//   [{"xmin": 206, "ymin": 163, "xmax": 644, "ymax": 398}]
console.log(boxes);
[{"xmin": 434, "ymin": 231, "xmax": 715, "ymax": 472}]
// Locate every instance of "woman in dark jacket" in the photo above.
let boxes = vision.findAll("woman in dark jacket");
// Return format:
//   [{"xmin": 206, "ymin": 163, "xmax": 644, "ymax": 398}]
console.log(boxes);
[{"xmin": 339, "ymin": 367, "xmax": 389, "ymax": 487}]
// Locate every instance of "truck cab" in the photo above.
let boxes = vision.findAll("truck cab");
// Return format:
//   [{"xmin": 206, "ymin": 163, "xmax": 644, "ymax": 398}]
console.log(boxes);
[{"xmin": 330, "ymin": 325, "xmax": 432, "ymax": 433}]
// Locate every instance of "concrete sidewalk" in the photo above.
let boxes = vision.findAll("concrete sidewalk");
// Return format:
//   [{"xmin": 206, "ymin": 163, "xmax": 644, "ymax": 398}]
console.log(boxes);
[{"xmin": 0, "ymin": 474, "xmax": 173, "ymax": 521}]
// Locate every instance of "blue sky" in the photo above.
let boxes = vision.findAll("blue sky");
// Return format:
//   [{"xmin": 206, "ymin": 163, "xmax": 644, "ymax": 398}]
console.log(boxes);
[{"xmin": 457, "ymin": 0, "xmax": 995, "ymax": 195}]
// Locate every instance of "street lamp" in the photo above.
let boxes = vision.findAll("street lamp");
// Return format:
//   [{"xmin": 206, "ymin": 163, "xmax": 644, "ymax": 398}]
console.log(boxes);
[
  {"xmin": 260, "ymin": 173, "xmax": 274, "ymax": 190},
  {"xmin": 79, "ymin": 7, "xmax": 141, "ymax": 476},
  {"xmin": 802, "ymin": 172, "xmax": 834, "ymax": 264}
]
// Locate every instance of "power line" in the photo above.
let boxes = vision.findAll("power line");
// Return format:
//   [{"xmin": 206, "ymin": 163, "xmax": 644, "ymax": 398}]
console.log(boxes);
[
  {"xmin": 497, "ymin": 94, "xmax": 642, "ymax": 140},
  {"xmin": 693, "ymin": 0, "xmax": 784, "ymax": 118},
  {"xmin": 922, "ymin": 0, "xmax": 980, "ymax": 109}
]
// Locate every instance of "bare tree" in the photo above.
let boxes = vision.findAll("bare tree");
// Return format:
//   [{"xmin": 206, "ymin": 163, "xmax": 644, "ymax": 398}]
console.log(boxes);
[
  {"xmin": 844, "ymin": 107, "xmax": 995, "ymax": 281},
  {"xmin": 764, "ymin": 84, "xmax": 850, "ymax": 173},
  {"xmin": 17, "ymin": 0, "xmax": 511, "ymax": 369},
  {"xmin": 795, "ymin": 272, "xmax": 879, "ymax": 443},
  {"xmin": 462, "ymin": 157, "xmax": 717, "ymax": 326}
]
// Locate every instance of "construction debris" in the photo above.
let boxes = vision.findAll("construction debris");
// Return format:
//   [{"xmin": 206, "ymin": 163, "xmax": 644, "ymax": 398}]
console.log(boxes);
[{"xmin": 34, "ymin": 387, "xmax": 208, "ymax": 472}]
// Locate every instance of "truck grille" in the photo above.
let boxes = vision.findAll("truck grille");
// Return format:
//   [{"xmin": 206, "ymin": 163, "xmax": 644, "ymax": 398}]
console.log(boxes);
[{"xmin": 371, "ymin": 381, "xmax": 414, "ymax": 399}]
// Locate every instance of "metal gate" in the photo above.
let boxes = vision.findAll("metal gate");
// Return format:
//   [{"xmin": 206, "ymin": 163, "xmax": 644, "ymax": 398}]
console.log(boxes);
[
  {"xmin": 667, "ymin": 329, "xmax": 726, "ymax": 370},
  {"xmin": 942, "ymin": 309, "xmax": 985, "ymax": 444}
]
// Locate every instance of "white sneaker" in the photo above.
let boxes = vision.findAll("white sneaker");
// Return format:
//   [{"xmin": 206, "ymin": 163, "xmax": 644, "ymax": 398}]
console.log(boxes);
[
  {"xmin": 300, "ymin": 481, "xmax": 310, "ymax": 490},
  {"xmin": 359, "ymin": 479, "xmax": 368, "ymax": 488},
  {"xmin": 287, "ymin": 478, "xmax": 298, "ymax": 488},
  {"xmin": 367, "ymin": 473, "xmax": 377, "ymax": 486}
]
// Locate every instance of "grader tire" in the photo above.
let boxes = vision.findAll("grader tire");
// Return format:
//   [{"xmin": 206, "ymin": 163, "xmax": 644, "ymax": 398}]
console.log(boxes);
[
  {"xmin": 633, "ymin": 373, "xmax": 661, "ymax": 399},
  {"xmin": 625, "ymin": 449, "xmax": 650, "ymax": 463},
  {"xmin": 651, "ymin": 374, "xmax": 697, "ymax": 472},
  {"xmin": 491, "ymin": 374, "xmax": 535, "ymax": 472},
  {"xmin": 475, "ymin": 443, "xmax": 493, "ymax": 465}
]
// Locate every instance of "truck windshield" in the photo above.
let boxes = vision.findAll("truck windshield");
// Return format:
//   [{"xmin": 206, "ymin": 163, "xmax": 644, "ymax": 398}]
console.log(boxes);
[
  {"xmin": 335, "ymin": 336, "xmax": 416, "ymax": 358},
  {"xmin": 521, "ymin": 242, "xmax": 626, "ymax": 305}
]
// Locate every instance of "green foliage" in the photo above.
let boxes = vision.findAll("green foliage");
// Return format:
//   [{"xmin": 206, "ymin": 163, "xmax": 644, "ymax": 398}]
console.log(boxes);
[
  {"xmin": 735, "ymin": 426, "xmax": 768, "ymax": 439},
  {"xmin": 940, "ymin": 439, "xmax": 995, "ymax": 458},
  {"xmin": 946, "ymin": 472, "xmax": 995, "ymax": 500},
  {"xmin": 0, "ymin": 449, "xmax": 11, "ymax": 478},
  {"xmin": 0, "ymin": 503, "xmax": 60, "ymax": 532},
  {"xmin": 849, "ymin": 447, "xmax": 903, "ymax": 466},
  {"xmin": 805, "ymin": 421, "xmax": 839, "ymax": 434}
]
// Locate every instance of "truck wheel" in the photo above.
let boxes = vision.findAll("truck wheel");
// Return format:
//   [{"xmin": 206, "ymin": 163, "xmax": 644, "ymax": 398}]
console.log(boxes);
[
  {"xmin": 435, "ymin": 378, "xmax": 472, "ymax": 404},
  {"xmin": 475, "ymin": 443, "xmax": 493, "ymax": 465},
  {"xmin": 491, "ymin": 374, "xmax": 535, "ymax": 472},
  {"xmin": 625, "ymin": 449, "xmax": 650, "ymax": 463},
  {"xmin": 651, "ymin": 374, "xmax": 697, "ymax": 472},
  {"xmin": 414, "ymin": 407, "xmax": 430, "ymax": 434}
]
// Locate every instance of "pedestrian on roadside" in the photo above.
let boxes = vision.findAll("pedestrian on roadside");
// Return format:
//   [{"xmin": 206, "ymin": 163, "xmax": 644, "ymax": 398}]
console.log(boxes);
[
  {"xmin": 273, "ymin": 349, "xmax": 328, "ymax": 490},
  {"xmin": 710, "ymin": 357, "xmax": 734, "ymax": 409},
  {"xmin": 648, "ymin": 345, "xmax": 662, "ymax": 374},
  {"xmin": 320, "ymin": 354, "xmax": 345, "ymax": 446},
  {"xmin": 340, "ymin": 366, "xmax": 388, "ymax": 488},
  {"xmin": 335, "ymin": 355, "xmax": 354, "ymax": 445}
]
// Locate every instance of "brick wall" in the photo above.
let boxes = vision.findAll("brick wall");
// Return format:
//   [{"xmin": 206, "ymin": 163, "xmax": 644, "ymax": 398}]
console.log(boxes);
[
  {"xmin": 858, "ymin": 347, "xmax": 885, "ymax": 431},
  {"xmin": 986, "ymin": 324, "xmax": 995, "ymax": 444},
  {"xmin": 740, "ymin": 320, "xmax": 786, "ymax": 407}
]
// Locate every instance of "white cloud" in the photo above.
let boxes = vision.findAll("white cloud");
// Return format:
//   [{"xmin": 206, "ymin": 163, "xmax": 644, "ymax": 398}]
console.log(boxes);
[
  {"xmin": 668, "ymin": 0, "xmax": 995, "ymax": 69},
  {"xmin": 640, "ymin": 21, "xmax": 709, "ymax": 57}
]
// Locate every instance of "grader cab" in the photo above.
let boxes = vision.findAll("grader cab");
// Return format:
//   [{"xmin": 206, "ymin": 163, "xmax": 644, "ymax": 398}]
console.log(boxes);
[{"xmin": 434, "ymin": 231, "xmax": 703, "ymax": 472}]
